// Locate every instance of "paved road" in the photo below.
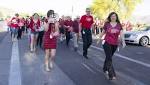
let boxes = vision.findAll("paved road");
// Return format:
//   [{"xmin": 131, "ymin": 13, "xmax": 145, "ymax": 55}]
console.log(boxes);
[{"xmin": 0, "ymin": 31, "xmax": 150, "ymax": 85}]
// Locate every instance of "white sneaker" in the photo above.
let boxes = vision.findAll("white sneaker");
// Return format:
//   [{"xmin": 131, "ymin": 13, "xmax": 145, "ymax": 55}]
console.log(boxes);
[
  {"xmin": 50, "ymin": 61, "xmax": 53, "ymax": 69},
  {"xmin": 45, "ymin": 65, "xmax": 51, "ymax": 72}
]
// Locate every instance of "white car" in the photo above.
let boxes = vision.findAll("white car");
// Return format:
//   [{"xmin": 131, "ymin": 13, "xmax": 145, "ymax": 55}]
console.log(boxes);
[{"xmin": 124, "ymin": 27, "xmax": 150, "ymax": 46}]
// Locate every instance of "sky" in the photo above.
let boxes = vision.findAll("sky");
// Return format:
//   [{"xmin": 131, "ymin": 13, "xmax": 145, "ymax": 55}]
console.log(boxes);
[{"xmin": 0, "ymin": 0, "xmax": 149, "ymax": 17}]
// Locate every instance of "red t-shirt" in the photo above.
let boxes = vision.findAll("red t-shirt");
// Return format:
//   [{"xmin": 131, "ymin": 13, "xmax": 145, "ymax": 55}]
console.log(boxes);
[
  {"xmin": 80, "ymin": 15, "xmax": 94, "ymax": 29},
  {"xmin": 64, "ymin": 20, "xmax": 73, "ymax": 32},
  {"xmin": 29, "ymin": 18, "xmax": 41, "ymax": 32},
  {"xmin": 104, "ymin": 22, "xmax": 122, "ymax": 45},
  {"xmin": 73, "ymin": 20, "xmax": 79, "ymax": 33},
  {"xmin": 10, "ymin": 17, "xmax": 20, "ymax": 29}
]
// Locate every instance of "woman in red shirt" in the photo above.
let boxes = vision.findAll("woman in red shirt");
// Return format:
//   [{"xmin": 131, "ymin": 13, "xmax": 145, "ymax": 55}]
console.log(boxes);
[
  {"xmin": 29, "ymin": 13, "xmax": 41, "ymax": 52},
  {"xmin": 98, "ymin": 12, "xmax": 126, "ymax": 80},
  {"xmin": 43, "ymin": 10, "xmax": 59, "ymax": 72}
]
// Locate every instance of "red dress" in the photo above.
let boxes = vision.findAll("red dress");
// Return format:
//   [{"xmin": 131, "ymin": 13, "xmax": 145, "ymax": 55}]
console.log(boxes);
[{"xmin": 43, "ymin": 23, "xmax": 57, "ymax": 49}]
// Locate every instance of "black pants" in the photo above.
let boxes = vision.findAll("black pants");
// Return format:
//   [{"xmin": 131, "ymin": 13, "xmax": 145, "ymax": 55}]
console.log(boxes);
[
  {"xmin": 37, "ymin": 31, "xmax": 44, "ymax": 47},
  {"xmin": 66, "ymin": 31, "xmax": 71, "ymax": 46},
  {"xmin": 103, "ymin": 42, "xmax": 118, "ymax": 78},
  {"xmin": 82, "ymin": 29, "xmax": 92, "ymax": 56},
  {"xmin": 17, "ymin": 27, "xmax": 22, "ymax": 39}
]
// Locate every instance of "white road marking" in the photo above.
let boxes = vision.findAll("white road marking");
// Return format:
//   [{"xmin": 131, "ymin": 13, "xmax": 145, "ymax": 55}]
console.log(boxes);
[
  {"xmin": 82, "ymin": 63, "xmax": 97, "ymax": 74},
  {"xmin": 79, "ymin": 41, "xmax": 150, "ymax": 68},
  {"xmin": 9, "ymin": 41, "xmax": 22, "ymax": 85}
]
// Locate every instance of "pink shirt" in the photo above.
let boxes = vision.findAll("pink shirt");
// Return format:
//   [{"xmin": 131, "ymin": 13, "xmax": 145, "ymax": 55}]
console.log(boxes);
[{"xmin": 104, "ymin": 22, "xmax": 122, "ymax": 45}]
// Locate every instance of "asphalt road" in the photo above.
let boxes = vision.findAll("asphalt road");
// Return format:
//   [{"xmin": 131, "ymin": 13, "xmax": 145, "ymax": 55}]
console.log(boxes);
[
  {"xmin": 0, "ymin": 32, "xmax": 150, "ymax": 85},
  {"xmin": 0, "ymin": 20, "xmax": 150, "ymax": 85}
]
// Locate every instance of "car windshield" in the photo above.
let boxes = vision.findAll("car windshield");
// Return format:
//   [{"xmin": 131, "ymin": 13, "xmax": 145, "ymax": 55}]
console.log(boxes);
[{"xmin": 141, "ymin": 27, "xmax": 150, "ymax": 31}]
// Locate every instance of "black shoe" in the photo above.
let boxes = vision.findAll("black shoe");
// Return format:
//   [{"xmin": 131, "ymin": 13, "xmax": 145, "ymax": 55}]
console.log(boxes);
[
  {"xmin": 83, "ymin": 55, "xmax": 89, "ymax": 59},
  {"xmin": 109, "ymin": 76, "xmax": 116, "ymax": 80},
  {"xmin": 74, "ymin": 47, "xmax": 78, "ymax": 51}
]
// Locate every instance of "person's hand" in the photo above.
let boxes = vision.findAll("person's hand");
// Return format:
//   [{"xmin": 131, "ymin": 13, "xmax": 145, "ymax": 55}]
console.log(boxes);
[
  {"xmin": 52, "ymin": 32, "xmax": 59, "ymax": 37},
  {"xmin": 97, "ymin": 38, "xmax": 102, "ymax": 44},
  {"xmin": 122, "ymin": 42, "xmax": 126, "ymax": 48},
  {"xmin": 79, "ymin": 32, "xmax": 82, "ymax": 37},
  {"xmin": 48, "ymin": 18, "xmax": 55, "ymax": 23}
]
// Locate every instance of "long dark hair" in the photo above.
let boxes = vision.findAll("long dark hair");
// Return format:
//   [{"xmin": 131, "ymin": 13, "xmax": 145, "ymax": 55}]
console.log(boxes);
[{"xmin": 107, "ymin": 12, "xmax": 120, "ymax": 24}]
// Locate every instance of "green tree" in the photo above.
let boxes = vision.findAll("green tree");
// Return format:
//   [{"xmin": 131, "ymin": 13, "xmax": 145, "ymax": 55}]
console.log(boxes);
[{"xmin": 90, "ymin": 0, "xmax": 142, "ymax": 20}]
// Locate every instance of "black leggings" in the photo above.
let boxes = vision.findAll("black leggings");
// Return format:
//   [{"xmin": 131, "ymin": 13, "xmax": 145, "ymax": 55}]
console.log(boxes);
[
  {"xmin": 37, "ymin": 31, "xmax": 44, "ymax": 47},
  {"xmin": 103, "ymin": 42, "xmax": 118, "ymax": 78}
]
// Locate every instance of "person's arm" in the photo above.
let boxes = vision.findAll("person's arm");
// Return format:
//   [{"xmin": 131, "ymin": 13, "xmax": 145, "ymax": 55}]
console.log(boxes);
[
  {"xmin": 53, "ymin": 21, "xmax": 60, "ymax": 36},
  {"xmin": 79, "ymin": 16, "xmax": 83, "ymax": 35},
  {"xmin": 79, "ymin": 23, "xmax": 82, "ymax": 36},
  {"xmin": 97, "ymin": 22, "xmax": 107, "ymax": 44},
  {"xmin": 44, "ymin": 22, "xmax": 49, "ymax": 32},
  {"xmin": 120, "ymin": 29, "xmax": 126, "ymax": 48}
]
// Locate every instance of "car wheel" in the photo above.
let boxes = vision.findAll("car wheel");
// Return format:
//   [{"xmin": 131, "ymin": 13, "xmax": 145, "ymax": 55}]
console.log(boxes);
[{"xmin": 139, "ymin": 37, "xmax": 149, "ymax": 46}]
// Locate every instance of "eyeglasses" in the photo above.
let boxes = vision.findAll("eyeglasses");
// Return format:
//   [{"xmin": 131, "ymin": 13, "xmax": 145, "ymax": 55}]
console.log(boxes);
[{"xmin": 86, "ymin": 11, "xmax": 91, "ymax": 12}]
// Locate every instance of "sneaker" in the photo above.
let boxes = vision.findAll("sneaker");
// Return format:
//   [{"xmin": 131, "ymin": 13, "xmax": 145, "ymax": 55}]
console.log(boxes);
[
  {"xmin": 109, "ymin": 76, "xmax": 116, "ymax": 80},
  {"xmin": 45, "ymin": 64, "xmax": 51, "ymax": 72},
  {"xmin": 74, "ymin": 47, "xmax": 78, "ymax": 51},
  {"xmin": 83, "ymin": 55, "xmax": 89, "ymax": 59},
  {"xmin": 49, "ymin": 61, "xmax": 53, "ymax": 69}
]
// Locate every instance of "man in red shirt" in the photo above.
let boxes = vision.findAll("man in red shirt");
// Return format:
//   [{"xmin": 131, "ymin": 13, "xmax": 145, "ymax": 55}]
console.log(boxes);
[
  {"xmin": 64, "ymin": 16, "xmax": 73, "ymax": 46},
  {"xmin": 79, "ymin": 8, "xmax": 94, "ymax": 59},
  {"xmin": 10, "ymin": 13, "xmax": 20, "ymax": 41}
]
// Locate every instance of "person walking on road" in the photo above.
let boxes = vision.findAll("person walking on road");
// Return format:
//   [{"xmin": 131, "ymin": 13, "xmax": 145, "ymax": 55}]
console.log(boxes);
[
  {"xmin": 37, "ymin": 17, "xmax": 45, "ymax": 48},
  {"xmin": 59, "ymin": 16, "xmax": 65, "ymax": 43},
  {"xmin": 79, "ymin": 8, "xmax": 94, "ymax": 59},
  {"xmin": 64, "ymin": 16, "xmax": 73, "ymax": 46},
  {"xmin": 29, "ymin": 13, "xmax": 41, "ymax": 52},
  {"xmin": 43, "ymin": 10, "xmax": 59, "ymax": 72},
  {"xmin": 10, "ymin": 13, "xmax": 20, "ymax": 41},
  {"xmin": 98, "ymin": 12, "xmax": 126, "ymax": 80},
  {"xmin": 72, "ymin": 16, "xmax": 80, "ymax": 51}
]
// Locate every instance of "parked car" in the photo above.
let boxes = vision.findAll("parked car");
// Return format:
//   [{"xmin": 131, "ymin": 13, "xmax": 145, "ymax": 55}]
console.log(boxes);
[{"xmin": 124, "ymin": 27, "xmax": 150, "ymax": 46}]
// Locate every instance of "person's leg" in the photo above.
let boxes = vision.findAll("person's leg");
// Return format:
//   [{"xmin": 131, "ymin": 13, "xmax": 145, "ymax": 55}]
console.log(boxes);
[
  {"xmin": 49, "ymin": 49, "xmax": 56, "ymax": 69},
  {"xmin": 45, "ymin": 49, "xmax": 50, "ymax": 71},
  {"xmin": 73, "ymin": 32, "xmax": 78, "ymax": 51},
  {"xmin": 82, "ymin": 29, "xmax": 88, "ymax": 58},
  {"xmin": 33, "ymin": 33, "xmax": 38, "ymax": 51},
  {"xmin": 87, "ymin": 30, "xmax": 92, "ymax": 50},
  {"xmin": 103, "ymin": 42, "xmax": 112, "ymax": 73},
  {"xmin": 11, "ymin": 28, "xmax": 15, "ymax": 41},
  {"xmin": 59, "ymin": 28, "xmax": 63, "ymax": 42},
  {"xmin": 30, "ymin": 33, "xmax": 34, "ymax": 52},
  {"xmin": 66, "ymin": 31, "xmax": 70, "ymax": 46},
  {"xmin": 37, "ymin": 32, "xmax": 40, "ymax": 46},
  {"xmin": 18, "ymin": 28, "xmax": 21, "ymax": 39},
  {"xmin": 108, "ymin": 45, "xmax": 118, "ymax": 79},
  {"xmin": 39, "ymin": 31, "xmax": 44, "ymax": 47},
  {"xmin": 14, "ymin": 29, "xmax": 18, "ymax": 41}
]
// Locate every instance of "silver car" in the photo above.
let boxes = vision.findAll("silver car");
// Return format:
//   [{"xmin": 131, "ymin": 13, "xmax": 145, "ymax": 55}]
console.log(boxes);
[{"xmin": 124, "ymin": 27, "xmax": 150, "ymax": 46}]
